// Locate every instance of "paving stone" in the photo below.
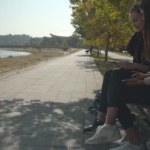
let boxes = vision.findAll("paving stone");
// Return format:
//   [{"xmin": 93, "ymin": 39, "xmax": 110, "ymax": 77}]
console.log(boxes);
[{"xmin": 0, "ymin": 50, "xmax": 102, "ymax": 149}]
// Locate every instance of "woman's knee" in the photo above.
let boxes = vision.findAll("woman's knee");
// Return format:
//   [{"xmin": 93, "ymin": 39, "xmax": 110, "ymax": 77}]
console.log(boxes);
[
  {"xmin": 104, "ymin": 70, "xmax": 112, "ymax": 79},
  {"xmin": 110, "ymin": 69, "xmax": 132, "ymax": 81}
]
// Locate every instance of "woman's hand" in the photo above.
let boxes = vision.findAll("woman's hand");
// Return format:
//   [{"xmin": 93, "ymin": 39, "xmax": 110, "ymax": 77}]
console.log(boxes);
[
  {"xmin": 116, "ymin": 61, "xmax": 136, "ymax": 70},
  {"xmin": 131, "ymin": 72, "xmax": 146, "ymax": 79},
  {"xmin": 122, "ymin": 77, "xmax": 144, "ymax": 86}
]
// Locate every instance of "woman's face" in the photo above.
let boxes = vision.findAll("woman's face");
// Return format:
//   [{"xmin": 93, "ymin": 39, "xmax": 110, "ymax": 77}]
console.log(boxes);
[{"xmin": 130, "ymin": 11, "xmax": 144, "ymax": 32}]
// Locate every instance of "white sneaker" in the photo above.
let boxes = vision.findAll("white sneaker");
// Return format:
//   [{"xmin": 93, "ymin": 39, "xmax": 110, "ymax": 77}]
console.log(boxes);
[
  {"xmin": 85, "ymin": 124, "xmax": 121, "ymax": 144},
  {"xmin": 109, "ymin": 142, "xmax": 145, "ymax": 150}
]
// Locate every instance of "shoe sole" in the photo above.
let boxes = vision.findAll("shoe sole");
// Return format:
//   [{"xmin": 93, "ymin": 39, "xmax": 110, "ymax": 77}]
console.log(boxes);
[{"xmin": 85, "ymin": 135, "xmax": 121, "ymax": 145}]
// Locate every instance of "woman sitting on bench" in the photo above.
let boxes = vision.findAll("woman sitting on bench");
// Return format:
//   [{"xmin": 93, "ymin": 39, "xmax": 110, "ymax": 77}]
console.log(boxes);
[{"xmin": 85, "ymin": 1, "xmax": 150, "ymax": 150}]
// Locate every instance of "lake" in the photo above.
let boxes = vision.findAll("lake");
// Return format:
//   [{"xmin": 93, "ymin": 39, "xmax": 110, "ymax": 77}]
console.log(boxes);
[{"xmin": 0, "ymin": 49, "xmax": 31, "ymax": 58}]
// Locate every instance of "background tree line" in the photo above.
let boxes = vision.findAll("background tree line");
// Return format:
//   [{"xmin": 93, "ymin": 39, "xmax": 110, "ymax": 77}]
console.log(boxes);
[
  {"xmin": 69, "ymin": 0, "xmax": 140, "ymax": 61},
  {"xmin": 0, "ymin": 33, "xmax": 83, "ymax": 50}
]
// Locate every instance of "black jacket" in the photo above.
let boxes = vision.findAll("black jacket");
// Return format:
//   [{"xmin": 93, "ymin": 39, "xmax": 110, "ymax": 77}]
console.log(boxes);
[{"xmin": 126, "ymin": 32, "xmax": 144, "ymax": 64}]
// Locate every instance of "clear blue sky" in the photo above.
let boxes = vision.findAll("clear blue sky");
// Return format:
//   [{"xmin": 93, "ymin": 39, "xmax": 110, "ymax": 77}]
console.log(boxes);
[{"xmin": 0, "ymin": 0, "xmax": 75, "ymax": 37}]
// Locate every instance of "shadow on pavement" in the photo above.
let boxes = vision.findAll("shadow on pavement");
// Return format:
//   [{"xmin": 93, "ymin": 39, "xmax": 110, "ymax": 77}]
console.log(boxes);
[
  {"xmin": 77, "ymin": 54, "xmax": 91, "ymax": 58},
  {"xmin": 76, "ymin": 60, "xmax": 99, "ymax": 72},
  {"xmin": 0, "ymin": 98, "xmax": 93, "ymax": 150}
]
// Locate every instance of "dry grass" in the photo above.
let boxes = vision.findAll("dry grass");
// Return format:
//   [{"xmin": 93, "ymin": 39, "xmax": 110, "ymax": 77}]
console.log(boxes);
[
  {"xmin": 93, "ymin": 55, "xmax": 119, "ymax": 75},
  {"xmin": 0, "ymin": 48, "xmax": 80, "ymax": 74}
]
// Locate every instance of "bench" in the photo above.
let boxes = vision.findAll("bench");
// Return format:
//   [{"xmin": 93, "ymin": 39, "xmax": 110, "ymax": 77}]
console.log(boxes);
[{"xmin": 92, "ymin": 49, "xmax": 100, "ymax": 57}]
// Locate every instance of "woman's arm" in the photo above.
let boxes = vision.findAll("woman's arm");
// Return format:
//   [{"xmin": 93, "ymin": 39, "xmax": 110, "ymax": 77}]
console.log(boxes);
[
  {"xmin": 122, "ymin": 72, "xmax": 150, "ymax": 85},
  {"xmin": 132, "ymin": 63, "xmax": 150, "ymax": 72},
  {"xmin": 116, "ymin": 61, "xmax": 150, "ymax": 73}
]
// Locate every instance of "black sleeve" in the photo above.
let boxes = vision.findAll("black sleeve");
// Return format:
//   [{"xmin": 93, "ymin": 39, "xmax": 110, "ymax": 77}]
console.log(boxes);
[{"xmin": 125, "ymin": 32, "xmax": 138, "ymax": 56}]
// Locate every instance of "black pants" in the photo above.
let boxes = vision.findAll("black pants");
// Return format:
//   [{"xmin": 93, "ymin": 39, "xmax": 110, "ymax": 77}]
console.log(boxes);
[{"xmin": 98, "ymin": 69, "xmax": 150, "ymax": 129}]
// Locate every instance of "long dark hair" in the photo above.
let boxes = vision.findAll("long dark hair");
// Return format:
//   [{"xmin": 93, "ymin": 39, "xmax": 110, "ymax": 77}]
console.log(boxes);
[
  {"xmin": 140, "ymin": 0, "xmax": 150, "ymax": 61},
  {"xmin": 130, "ymin": 4, "xmax": 141, "ymax": 14}
]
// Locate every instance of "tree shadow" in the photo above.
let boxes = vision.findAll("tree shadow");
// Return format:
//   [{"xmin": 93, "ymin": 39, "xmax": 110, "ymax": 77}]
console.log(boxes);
[
  {"xmin": 77, "ymin": 54, "xmax": 91, "ymax": 58},
  {"xmin": 77, "ymin": 60, "xmax": 98, "ymax": 71},
  {"xmin": 0, "ymin": 98, "xmax": 93, "ymax": 150}
]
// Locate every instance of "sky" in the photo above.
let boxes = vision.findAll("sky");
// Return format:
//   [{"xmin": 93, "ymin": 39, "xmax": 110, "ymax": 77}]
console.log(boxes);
[{"xmin": 0, "ymin": 0, "xmax": 75, "ymax": 37}]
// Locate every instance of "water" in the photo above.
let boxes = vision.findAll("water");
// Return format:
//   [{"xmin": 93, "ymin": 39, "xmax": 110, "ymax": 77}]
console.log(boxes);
[{"xmin": 0, "ymin": 49, "xmax": 31, "ymax": 58}]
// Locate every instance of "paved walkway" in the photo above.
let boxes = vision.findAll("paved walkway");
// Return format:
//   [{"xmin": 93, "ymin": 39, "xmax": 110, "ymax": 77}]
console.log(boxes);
[
  {"xmin": 0, "ymin": 50, "xmax": 103, "ymax": 150},
  {"xmin": 101, "ymin": 50, "xmax": 132, "ymax": 61}
]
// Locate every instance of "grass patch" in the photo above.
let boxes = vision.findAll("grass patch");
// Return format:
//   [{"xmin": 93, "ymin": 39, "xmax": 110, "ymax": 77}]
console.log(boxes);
[
  {"xmin": 0, "ymin": 48, "xmax": 80, "ymax": 74},
  {"xmin": 93, "ymin": 54, "xmax": 120, "ymax": 75}
]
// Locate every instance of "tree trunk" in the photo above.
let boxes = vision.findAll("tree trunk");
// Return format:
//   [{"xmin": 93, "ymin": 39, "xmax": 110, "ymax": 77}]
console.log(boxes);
[
  {"xmin": 105, "ymin": 32, "xmax": 110, "ymax": 62},
  {"xmin": 98, "ymin": 37, "xmax": 101, "ymax": 58}
]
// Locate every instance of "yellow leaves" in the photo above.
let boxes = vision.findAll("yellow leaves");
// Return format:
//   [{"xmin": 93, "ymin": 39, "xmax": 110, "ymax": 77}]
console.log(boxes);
[{"xmin": 70, "ymin": 0, "xmax": 140, "ymax": 50}]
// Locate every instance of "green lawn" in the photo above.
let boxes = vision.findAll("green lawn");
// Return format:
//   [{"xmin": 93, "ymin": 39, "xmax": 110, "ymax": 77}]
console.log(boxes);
[{"xmin": 93, "ymin": 55, "xmax": 120, "ymax": 75}]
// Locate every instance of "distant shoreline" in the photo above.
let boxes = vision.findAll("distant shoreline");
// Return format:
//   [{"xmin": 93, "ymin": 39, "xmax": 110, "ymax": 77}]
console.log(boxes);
[
  {"xmin": 0, "ymin": 48, "xmax": 81, "ymax": 74},
  {"xmin": 0, "ymin": 49, "xmax": 31, "ymax": 58}
]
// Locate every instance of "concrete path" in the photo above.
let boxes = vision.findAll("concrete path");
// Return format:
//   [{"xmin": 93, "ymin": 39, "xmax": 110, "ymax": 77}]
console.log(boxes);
[
  {"xmin": 100, "ymin": 50, "xmax": 133, "ymax": 61},
  {"xmin": 0, "ymin": 50, "xmax": 103, "ymax": 150}
]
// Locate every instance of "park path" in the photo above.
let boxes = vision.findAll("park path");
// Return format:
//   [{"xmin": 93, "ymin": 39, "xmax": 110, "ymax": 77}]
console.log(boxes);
[
  {"xmin": 101, "ymin": 50, "xmax": 132, "ymax": 61},
  {"xmin": 0, "ymin": 50, "xmax": 102, "ymax": 102},
  {"xmin": 0, "ymin": 50, "xmax": 103, "ymax": 150}
]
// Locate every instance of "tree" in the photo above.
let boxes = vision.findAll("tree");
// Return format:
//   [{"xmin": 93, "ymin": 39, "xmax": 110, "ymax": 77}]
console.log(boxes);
[{"xmin": 70, "ymin": 0, "xmax": 140, "ymax": 61}]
